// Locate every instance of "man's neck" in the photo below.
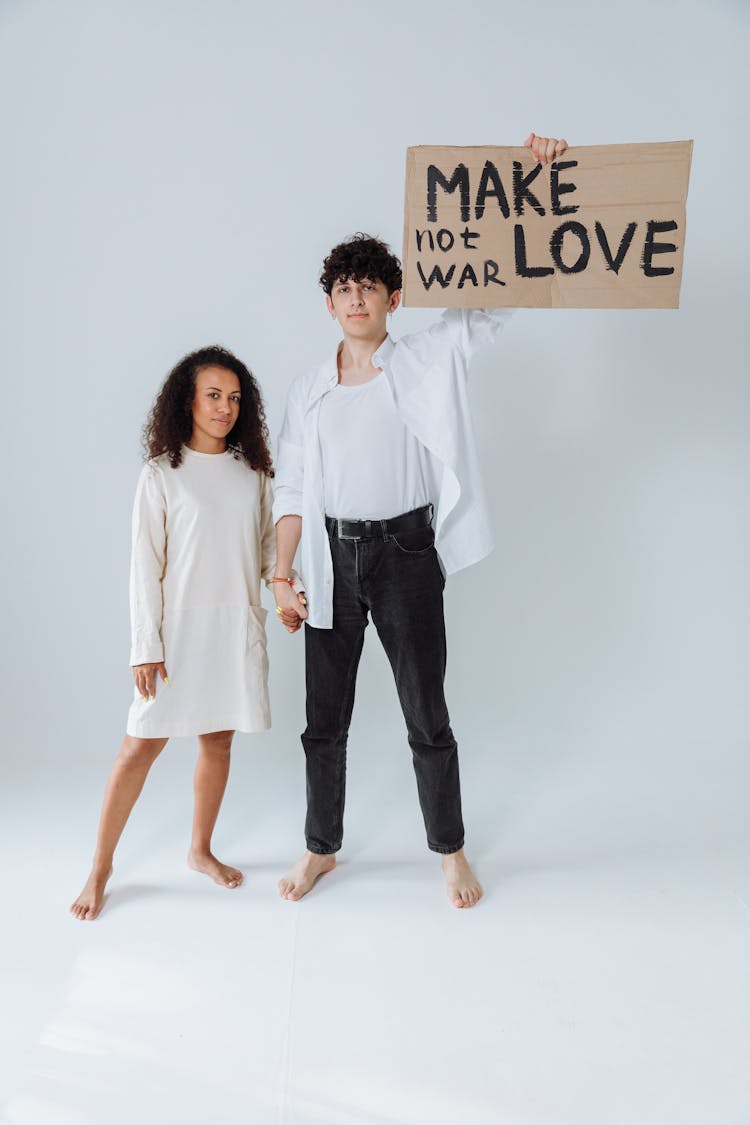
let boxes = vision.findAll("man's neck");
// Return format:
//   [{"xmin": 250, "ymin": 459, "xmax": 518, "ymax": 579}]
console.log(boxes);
[{"xmin": 338, "ymin": 331, "xmax": 388, "ymax": 385}]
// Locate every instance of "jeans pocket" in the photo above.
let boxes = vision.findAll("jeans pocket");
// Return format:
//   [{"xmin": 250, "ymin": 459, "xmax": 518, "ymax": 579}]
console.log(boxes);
[{"xmin": 389, "ymin": 526, "xmax": 436, "ymax": 555}]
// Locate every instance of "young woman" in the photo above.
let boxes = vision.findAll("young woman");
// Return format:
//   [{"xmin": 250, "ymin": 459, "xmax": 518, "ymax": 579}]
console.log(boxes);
[{"xmin": 71, "ymin": 345, "xmax": 293, "ymax": 920}]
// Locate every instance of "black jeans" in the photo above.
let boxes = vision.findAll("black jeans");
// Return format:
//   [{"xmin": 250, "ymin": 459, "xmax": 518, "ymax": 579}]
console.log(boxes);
[{"xmin": 302, "ymin": 509, "xmax": 465, "ymax": 855}]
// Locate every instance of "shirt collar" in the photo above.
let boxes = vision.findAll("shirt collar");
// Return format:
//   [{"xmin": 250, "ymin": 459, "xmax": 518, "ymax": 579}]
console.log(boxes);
[
  {"xmin": 309, "ymin": 335, "xmax": 395, "ymax": 406},
  {"xmin": 372, "ymin": 335, "xmax": 395, "ymax": 370}
]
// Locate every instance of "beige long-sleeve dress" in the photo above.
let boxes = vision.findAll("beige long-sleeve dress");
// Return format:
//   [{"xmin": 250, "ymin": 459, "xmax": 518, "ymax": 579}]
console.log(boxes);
[{"xmin": 126, "ymin": 446, "xmax": 275, "ymax": 738}]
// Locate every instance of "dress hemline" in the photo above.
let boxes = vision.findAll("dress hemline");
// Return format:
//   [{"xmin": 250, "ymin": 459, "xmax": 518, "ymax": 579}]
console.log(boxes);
[{"xmin": 125, "ymin": 717, "xmax": 271, "ymax": 739}]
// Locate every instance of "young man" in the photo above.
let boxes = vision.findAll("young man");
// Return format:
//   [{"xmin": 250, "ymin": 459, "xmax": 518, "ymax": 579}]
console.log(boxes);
[{"xmin": 273, "ymin": 133, "xmax": 568, "ymax": 908}]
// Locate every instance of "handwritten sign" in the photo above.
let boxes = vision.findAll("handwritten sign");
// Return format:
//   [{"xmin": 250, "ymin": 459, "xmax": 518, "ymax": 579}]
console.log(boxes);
[{"xmin": 402, "ymin": 142, "xmax": 693, "ymax": 308}]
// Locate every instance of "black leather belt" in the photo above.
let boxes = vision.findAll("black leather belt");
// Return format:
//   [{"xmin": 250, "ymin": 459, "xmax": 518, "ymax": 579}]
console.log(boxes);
[{"xmin": 326, "ymin": 504, "xmax": 433, "ymax": 541}]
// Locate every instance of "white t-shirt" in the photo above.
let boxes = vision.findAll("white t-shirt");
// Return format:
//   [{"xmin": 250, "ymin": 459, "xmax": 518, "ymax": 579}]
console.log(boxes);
[{"xmin": 317, "ymin": 372, "xmax": 438, "ymax": 520}]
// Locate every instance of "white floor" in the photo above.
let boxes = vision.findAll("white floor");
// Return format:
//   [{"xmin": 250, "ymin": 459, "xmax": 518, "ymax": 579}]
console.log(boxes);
[{"xmin": 2, "ymin": 727, "xmax": 749, "ymax": 1125}]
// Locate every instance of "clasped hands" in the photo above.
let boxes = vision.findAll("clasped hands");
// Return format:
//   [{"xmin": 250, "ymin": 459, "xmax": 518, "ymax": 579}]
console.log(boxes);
[{"xmin": 274, "ymin": 580, "xmax": 308, "ymax": 634}]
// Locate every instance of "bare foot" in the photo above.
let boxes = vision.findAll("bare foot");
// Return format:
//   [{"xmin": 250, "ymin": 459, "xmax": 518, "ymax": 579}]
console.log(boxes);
[
  {"xmin": 278, "ymin": 851, "xmax": 336, "ymax": 901},
  {"xmin": 70, "ymin": 866, "xmax": 113, "ymax": 921},
  {"xmin": 188, "ymin": 850, "xmax": 243, "ymax": 888},
  {"xmin": 442, "ymin": 849, "xmax": 483, "ymax": 909}
]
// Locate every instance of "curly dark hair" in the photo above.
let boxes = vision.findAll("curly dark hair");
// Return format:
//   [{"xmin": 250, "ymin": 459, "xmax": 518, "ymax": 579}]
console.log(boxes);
[
  {"xmin": 320, "ymin": 233, "xmax": 402, "ymax": 295},
  {"xmin": 142, "ymin": 345, "xmax": 274, "ymax": 475}
]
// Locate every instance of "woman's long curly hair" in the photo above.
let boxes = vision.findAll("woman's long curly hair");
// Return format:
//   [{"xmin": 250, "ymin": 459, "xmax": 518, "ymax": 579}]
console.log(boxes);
[{"xmin": 142, "ymin": 345, "xmax": 274, "ymax": 475}]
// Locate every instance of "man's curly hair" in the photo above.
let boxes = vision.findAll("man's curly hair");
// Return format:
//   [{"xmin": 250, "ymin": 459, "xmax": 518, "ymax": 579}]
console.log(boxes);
[
  {"xmin": 320, "ymin": 233, "xmax": 402, "ymax": 295},
  {"xmin": 142, "ymin": 345, "xmax": 274, "ymax": 475}
]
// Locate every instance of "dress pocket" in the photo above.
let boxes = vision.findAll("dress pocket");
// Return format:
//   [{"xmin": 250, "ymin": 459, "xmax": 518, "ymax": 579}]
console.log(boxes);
[{"xmin": 247, "ymin": 604, "xmax": 269, "ymax": 646}]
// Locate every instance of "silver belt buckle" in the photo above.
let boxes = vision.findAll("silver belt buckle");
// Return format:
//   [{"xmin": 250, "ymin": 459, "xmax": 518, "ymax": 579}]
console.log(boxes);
[{"xmin": 337, "ymin": 518, "xmax": 372, "ymax": 539}]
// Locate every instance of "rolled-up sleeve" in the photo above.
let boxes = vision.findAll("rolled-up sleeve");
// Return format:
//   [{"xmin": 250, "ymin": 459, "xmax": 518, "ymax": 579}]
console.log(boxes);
[
  {"xmin": 405, "ymin": 307, "xmax": 516, "ymax": 373},
  {"xmin": 129, "ymin": 464, "xmax": 167, "ymax": 666},
  {"xmin": 448, "ymin": 307, "xmax": 516, "ymax": 359},
  {"xmin": 272, "ymin": 382, "xmax": 305, "ymax": 524}
]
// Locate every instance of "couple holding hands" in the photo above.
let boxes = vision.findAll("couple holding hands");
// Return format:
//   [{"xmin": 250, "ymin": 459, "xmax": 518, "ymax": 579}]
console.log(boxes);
[{"xmin": 71, "ymin": 133, "xmax": 569, "ymax": 921}]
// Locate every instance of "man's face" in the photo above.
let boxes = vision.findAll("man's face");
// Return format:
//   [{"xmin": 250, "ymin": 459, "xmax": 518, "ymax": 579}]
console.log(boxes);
[{"xmin": 326, "ymin": 275, "xmax": 401, "ymax": 337}]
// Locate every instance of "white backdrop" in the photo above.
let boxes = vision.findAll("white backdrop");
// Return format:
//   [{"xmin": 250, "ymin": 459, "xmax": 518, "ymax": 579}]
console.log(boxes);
[
  {"xmin": 2, "ymin": 3, "xmax": 749, "ymax": 1123},
  {"xmin": 2, "ymin": 0, "xmax": 748, "ymax": 803}
]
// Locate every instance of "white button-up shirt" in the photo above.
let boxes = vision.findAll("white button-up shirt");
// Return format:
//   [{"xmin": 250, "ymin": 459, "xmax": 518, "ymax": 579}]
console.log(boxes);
[{"xmin": 272, "ymin": 307, "xmax": 515, "ymax": 629}]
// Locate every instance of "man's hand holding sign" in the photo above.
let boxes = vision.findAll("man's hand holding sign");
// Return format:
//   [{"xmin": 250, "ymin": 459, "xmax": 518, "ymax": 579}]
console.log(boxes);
[{"xmin": 524, "ymin": 132, "xmax": 570, "ymax": 165}]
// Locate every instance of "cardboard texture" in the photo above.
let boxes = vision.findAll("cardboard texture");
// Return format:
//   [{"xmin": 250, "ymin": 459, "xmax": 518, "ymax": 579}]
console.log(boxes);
[{"xmin": 402, "ymin": 142, "xmax": 693, "ymax": 308}]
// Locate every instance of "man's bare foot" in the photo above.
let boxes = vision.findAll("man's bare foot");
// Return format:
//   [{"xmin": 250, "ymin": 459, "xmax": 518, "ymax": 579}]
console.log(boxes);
[
  {"xmin": 70, "ymin": 866, "xmax": 113, "ymax": 921},
  {"xmin": 278, "ymin": 851, "xmax": 336, "ymax": 901},
  {"xmin": 442, "ymin": 849, "xmax": 483, "ymax": 909},
  {"xmin": 188, "ymin": 850, "xmax": 243, "ymax": 888}
]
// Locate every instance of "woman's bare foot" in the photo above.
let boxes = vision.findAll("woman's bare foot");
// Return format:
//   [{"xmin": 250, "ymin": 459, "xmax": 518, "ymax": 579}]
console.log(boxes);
[
  {"xmin": 70, "ymin": 866, "xmax": 113, "ymax": 921},
  {"xmin": 188, "ymin": 849, "xmax": 243, "ymax": 888},
  {"xmin": 442, "ymin": 849, "xmax": 483, "ymax": 908},
  {"xmin": 278, "ymin": 851, "xmax": 336, "ymax": 901}
]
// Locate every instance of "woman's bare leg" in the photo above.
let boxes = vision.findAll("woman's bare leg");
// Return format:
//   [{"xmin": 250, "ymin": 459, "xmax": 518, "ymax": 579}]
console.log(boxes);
[
  {"xmin": 187, "ymin": 730, "xmax": 243, "ymax": 888},
  {"xmin": 70, "ymin": 734, "xmax": 168, "ymax": 920}
]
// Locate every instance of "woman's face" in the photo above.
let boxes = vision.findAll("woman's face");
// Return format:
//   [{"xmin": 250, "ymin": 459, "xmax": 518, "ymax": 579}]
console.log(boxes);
[{"xmin": 190, "ymin": 365, "xmax": 241, "ymax": 448}]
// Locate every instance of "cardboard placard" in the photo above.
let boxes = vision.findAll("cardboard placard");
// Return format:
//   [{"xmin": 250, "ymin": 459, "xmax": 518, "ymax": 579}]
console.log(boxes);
[{"xmin": 402, "ymin": 142, "xmax": 693, "ymax": 308}]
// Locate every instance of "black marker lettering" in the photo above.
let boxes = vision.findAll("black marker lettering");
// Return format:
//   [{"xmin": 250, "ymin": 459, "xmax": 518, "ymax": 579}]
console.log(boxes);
[
  {"xmin": 417, "ymin": 261, "xmax": 457, "ymax": 290},
  {"xmin": 550, "ymin": 161, "xmax": 579, "ymax": 216},
  {"xmin": 415, "ymin": 229, "xmax": 435, "ymax": 253},
  {"xmin": 483, "ymin": 260, "xmax": 506, "ymax": 287},
  {"xmin": 436, "ymin": 228, "xmax": 455, "ymax": 252},
  {"xmin": 457, "ymin": 263, "xmax": 479, "ymax": 289},
  {"xmin": 427, "ymin": 164, "xmax": 470, "ymax": 223},
  {"xmin": 513, "ymin": 161, "xmax": 546, "ymax": 217},
  {"xmin": 595, "ymin": 221, "xmax": 637, "ymax": 274},
  {"xmin": 460, "ymin": 227, "xmax": 481, "ymax": 250},
  {"xmin": 549, "ymin": 221, "xmax": 591, "ymax": 274},
  {"xmin": 514, "ymin": 224, "xmax": 554, "ymax": 277},
  {"xmin": 474, "ymin": 160, "xmax": 510, "ymax": 220},
  {"xmin": 642, "ymin": 220, "xmax": 678, "ymax": 277}
]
